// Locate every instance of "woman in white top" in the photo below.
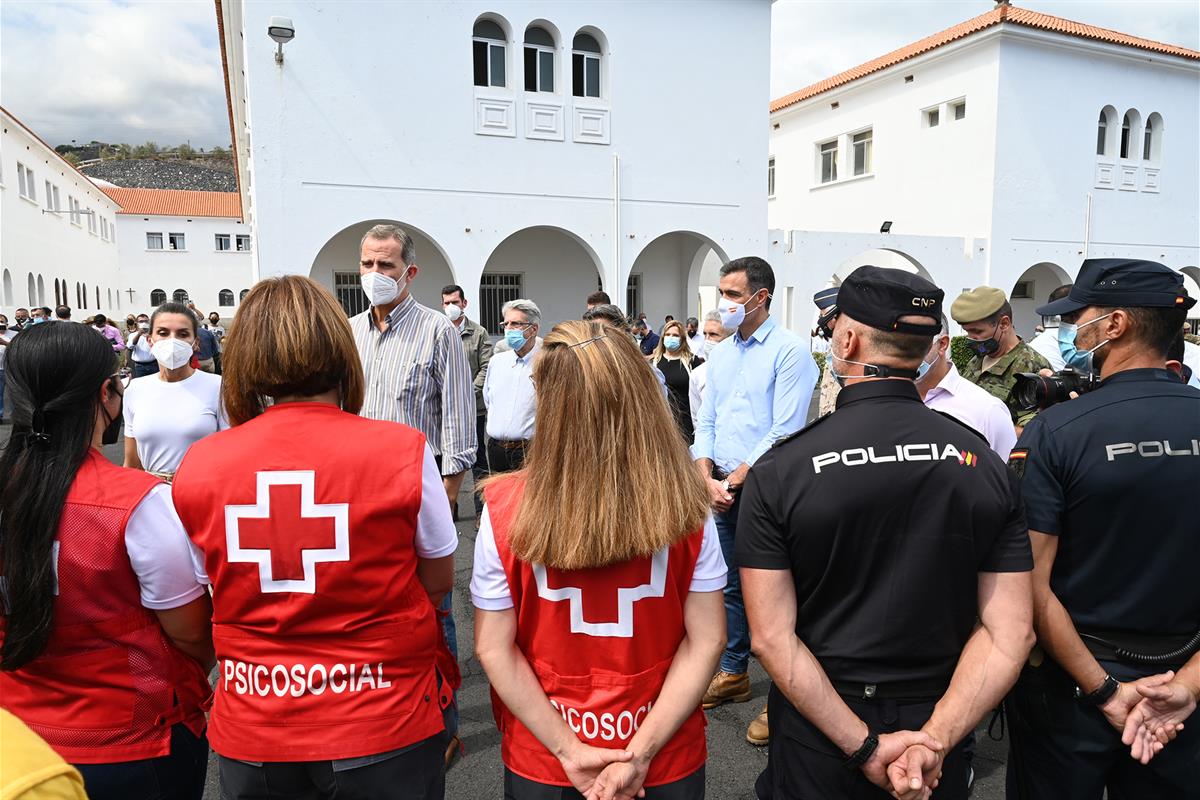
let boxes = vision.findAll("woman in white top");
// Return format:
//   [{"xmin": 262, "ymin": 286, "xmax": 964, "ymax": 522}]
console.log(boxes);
[{"xmin": 123, "ymin": 302, "xmax": 228, "ymax": 481}]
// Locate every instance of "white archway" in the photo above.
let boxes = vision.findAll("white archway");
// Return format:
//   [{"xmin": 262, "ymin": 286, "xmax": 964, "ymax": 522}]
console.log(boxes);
[
  {"xmin": 482, "ymin": 226, "xmax": 602, "ymax": 334},
  {"xmin": 310, "ymin": 220, "xmax": 457, "ymax": 317},
  {"xmin": 1011, "ymin": 262, "xmax": 1072, "ymax": 337},
  {"xmin": 1181, "ymin": 267, "xmax": 1200, "ymax": 324},
  {"xmin": 627, "ymin": 231, "xmax": 729, "ymax": 326}
]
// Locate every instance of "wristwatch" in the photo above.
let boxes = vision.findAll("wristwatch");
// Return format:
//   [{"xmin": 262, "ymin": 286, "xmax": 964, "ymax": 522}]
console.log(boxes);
[
  {"xmin": 1075, "ymin": 674, "xmax": 1119, "ymax": 707},
  {"xmin": 843, "ymin": 731, "xmax": 880, "ymax": 770}
]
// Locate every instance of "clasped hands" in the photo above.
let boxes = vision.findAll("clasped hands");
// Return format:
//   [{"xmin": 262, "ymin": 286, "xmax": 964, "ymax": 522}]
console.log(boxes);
[{"xmin": 1098, "ymin": 670, "xmax": 1196, "ymax": 765}]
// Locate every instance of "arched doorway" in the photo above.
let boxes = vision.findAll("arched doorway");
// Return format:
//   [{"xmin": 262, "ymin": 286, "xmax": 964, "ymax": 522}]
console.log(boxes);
[
  {"xmin": 311, "ymin": 220, "xmax": 456, "ymax": 316},
  {"xmin": 1010, "ymin": 262, "xmax": 1072, "ymax": 338},
  {"xmin": 480, "ymin": 226, "xmax": 602, "ymax": 334},
  {"xmin": 1181, "ymin": 267, "xmax": 1200, "ymax": 333},
  {"xmin": 805, "ymin": 249, "xmax": 936, "ymax": 348},
  {"xmin": 627, "ymin": 231, "xmax": 728, "ymax": 328}
]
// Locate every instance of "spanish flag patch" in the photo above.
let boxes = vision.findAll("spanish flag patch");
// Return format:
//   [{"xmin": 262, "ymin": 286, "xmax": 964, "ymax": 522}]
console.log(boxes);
[{"xmin": 1007, "ymin": 449, "xmax": 1028, "ymax": 479}]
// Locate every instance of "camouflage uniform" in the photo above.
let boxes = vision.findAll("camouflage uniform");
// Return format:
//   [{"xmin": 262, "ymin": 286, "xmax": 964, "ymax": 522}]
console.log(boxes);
[
  {"xmin": 1185, "ymin": 332, "xmax": 1200, "ymax": 346},
  {"xmin": 960, "ymin": 339, "xmax": 1050, "ymax": 427}
]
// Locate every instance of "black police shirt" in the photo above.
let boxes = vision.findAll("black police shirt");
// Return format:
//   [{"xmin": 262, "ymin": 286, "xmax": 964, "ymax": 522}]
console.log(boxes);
[
  {"xmin": 1012, "ymin": 368, "xmax": 1200, "ymax": 637},
  {"xmin": 735, "ymin": 380, "xmax": 1032, "ymax": 686}
]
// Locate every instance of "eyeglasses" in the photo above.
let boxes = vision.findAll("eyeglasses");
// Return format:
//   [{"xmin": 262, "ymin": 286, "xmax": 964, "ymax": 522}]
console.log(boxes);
[{"xmin": 501, "ymin": 321, "xmax": 533, "ymax": 331}]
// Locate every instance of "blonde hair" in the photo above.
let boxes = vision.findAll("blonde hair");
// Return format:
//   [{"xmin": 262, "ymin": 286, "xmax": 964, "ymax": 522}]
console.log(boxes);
[
  {"xmin": 484, "ymin": 321, "xmax": 710, "ymax": 570},
  {"xmin": 651, "ymin": 319, "xmax": 696, "ymax": 366},
  {"xmin": 221, "ymin": 276, "xmax": 365, "ymax": 425}
]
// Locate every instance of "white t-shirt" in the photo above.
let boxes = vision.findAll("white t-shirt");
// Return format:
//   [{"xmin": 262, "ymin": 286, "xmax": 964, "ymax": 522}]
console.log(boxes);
[
  {"xmin": 123, "ymin": 371, "xmax": 229, "ymax": 472},
  {"xmin": 470, "ymin": 510, "xmax": 728, "ymax": 611},
  {"xmin": 188, "ymin": 443, "xmax": 458, "ymax": 583},
  {"xmin": 127, "ymin": 330, "xmax": 154, "ymax": 363},
  {"xmin": 0, "ymin": 329, "xmax": 15, "ymax": 369},
  {"xmin": 125, "ymin": 484, "xmax": 210, "ymax": 609}
]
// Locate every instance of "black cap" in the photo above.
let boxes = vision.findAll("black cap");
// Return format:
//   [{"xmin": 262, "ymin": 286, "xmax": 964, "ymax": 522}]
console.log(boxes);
[
  {"xmin": 813, "ymin": 287, "xmax": 839, "ymax": 310},
  {"xmin": 838, "ymin": 266, "xmax": 944, "ymax": 336},
  {"xmin": 1037, "ymin": 258, "xmax": 1196, "ymax": 316}
]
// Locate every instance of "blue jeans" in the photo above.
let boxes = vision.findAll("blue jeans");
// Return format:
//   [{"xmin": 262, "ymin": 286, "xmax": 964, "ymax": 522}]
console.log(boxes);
[
  {"xmin": 75, "ymin": 723, "xmax": 208, "ymax": 800},
  {"xmin": 132, "ymin": 360, "xmax": 158, "ymax": 379},
  {"xmin": 716, "ymin": 492, "xmax": 751, "ymax": 674},
  {"xmin": 440, "ymin": 593, "xmax": 459, "ymax": 736}
]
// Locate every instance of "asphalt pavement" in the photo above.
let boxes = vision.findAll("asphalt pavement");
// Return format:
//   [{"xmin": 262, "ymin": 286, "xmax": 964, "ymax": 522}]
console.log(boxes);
[{"xmin": 0, "ymin": 424, "xmax": 1011, "ymax": 798}]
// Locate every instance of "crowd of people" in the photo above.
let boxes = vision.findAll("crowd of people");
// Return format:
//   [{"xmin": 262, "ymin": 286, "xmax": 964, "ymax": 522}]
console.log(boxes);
[{"xmin": 0, "ymin": 221, "xmax": 1197, "ymax": 800}]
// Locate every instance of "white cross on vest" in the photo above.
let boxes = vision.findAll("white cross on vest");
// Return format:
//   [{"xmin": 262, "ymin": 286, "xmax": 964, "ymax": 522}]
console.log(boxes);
[
  {"xmin": 532, "ymin": 547, "xmax": 669, "ymax": 638},
  {"xmin": 225, "ymin": 471, "xmax": 350, "ymax": 594}
]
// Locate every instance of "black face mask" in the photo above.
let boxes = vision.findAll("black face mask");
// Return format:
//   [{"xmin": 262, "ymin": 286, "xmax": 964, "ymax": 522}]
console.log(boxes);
[
  {"xmin": 101, "ymin": 379, "xmax": 124, "ymax": 446},
  {"xmin": 966, "ymin": 321, "xmax": 1002, "ymax": 357}
]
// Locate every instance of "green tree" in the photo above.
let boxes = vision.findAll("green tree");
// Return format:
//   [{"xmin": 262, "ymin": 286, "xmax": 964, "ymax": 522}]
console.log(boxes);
[
  {"xmin": 209, "ymin": 145, "xmax": 228, "ymax": 158},
  {"xmin": 62, "ymin": 151, "xmax": 81, "ymax": 167},
  {"xmin": 177, "ymin": 143, "xmax": 195, "ymax": 159}
]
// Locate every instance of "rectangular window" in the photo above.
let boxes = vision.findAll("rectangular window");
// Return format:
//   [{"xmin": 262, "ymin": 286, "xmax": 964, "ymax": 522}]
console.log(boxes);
[
  {"xmin": 147, "ymin": 232, "xmax": 164, "ymax": 250},
  {"xmin": 1011, "ymin": 281, "xmax": 1033, "ymax": 300},
  {"xmin": 45, "ymin": 181, "xmax": 55, "ymax": 210},
  {"xmin": 168, "ymin": 232, "xmax": 185, "ymax": 250},
  {"xmin": 87, "ymin": 209, "xmax": 96, "ymax": 234},
  {"xmin": 236, "ymin": 234, "xmax": 252, "ymax": 252},
  {"xmin": 524, "ymin": 46, "xmax": 554, "ymax": 92},
  {"xmin": 626, "ymin": 274, "xmax": 642, "ymax": 319},
  {"xmin": 100, "ymin": 218, "xmax": 107, "ymax": 240},
  {"xmin": 768, "ymin": 156, "xmax": 776, "ymax": 197},
  {"xmin": 819, "ymin": 140, "xmax": 838, "ymax": 184},
  {"xmin": 952, "ymin": 100, "xmax": 966, "ymax": 120},
  {"xmin": 481, "ymin": 273, "xmax": 523, "ymax": 334},
  {"xmin": 334, "ymin": 271, "xmax": 370, "ymax": 317},
  {"xmin": 1120, "ymin": 123, "xmax": 1131, "ymax": 159},
  {"xmin": 1143, "ymin": 127, "xmax": 1152, "ymax": 160},
  {"xmin": 1097, "ymin": 120, "xmax": 1107, "ymax": 156},
  {"xmin": 573, "ymin": 52, "xmax": 601, "ymax": 98},
  {"xmin": 68, "ymin": 196, "xmax": 80, "ymax": 225},
  {"xmin": 17, "ymin": 163, "xmax": 35, "ymax": 200},
  {"xmin": 852, "ymin": 129, "xmax": 872, "ymax": 176},
  {"xmin": 53, "ymin": 186, "xmax": 61, "ymax": 212},
  {"xmin": 215, "ymin": 234, "xmax": 231, "ymax": 251},
  {"xmin": 473, "ymin": 39, "xmax": 506, "ymax": 88},
  {"xmin": 927, "ymin": 109, "xmax": 939, "ymax": 128}
]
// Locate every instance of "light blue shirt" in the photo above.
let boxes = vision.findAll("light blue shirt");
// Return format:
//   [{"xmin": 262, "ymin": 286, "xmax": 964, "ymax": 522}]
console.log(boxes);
[{"xmin": 691, "ymin": 315, "xmax": 818, "ymax": 473}]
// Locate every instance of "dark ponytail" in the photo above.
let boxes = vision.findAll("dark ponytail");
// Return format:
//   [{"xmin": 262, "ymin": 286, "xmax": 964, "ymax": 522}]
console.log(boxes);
[{"xmin": 0, "ymin": 323, "xmax": 118, "ymax": 670}]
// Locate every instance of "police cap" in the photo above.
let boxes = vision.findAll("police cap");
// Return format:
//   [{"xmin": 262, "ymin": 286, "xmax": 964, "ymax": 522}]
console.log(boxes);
[
  {"xmin": 813, "ymin": 287, "xmax": 839, "ymax": 311},
  {"xmin": 838, "ymin": 266, "xmax": 943, "ymax": 336},
  {"xmin": 951, "ymin": 286, "xmax": 1008, "ymax": 325},
  {"xmin": 1037, "ymin": 258, "xmax": 1196, "ymax": 316}
]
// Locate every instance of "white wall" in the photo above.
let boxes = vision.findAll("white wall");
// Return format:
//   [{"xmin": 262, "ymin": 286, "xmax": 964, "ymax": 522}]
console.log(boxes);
[
  {"xmin": 224, "ymin": 0, "xmax": 769, "ymax": 320},
  {"xmin": 1, "ymin": 110, "xmax": 122, "ymax": 318},
  {"xmin": 769, "ymin": 36, "xmax": 1001, "ymax": 241},
  {"xmin": 483, "ymin": 227, "xmax": 600, "ymax": 332},
  {"xmin": 114, "ymin": 214, "xmax": 253, "ymax": 316}
]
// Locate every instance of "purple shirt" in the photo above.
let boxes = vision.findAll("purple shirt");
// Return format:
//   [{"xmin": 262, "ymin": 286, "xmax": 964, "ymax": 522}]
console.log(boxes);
[
  {"xmin": 922, "ymin": 362, "xmax": 1017, "ymax": 460},
  {"xmin": 97, "ymin": 324, "xmax": 126, "ymax": 352}
]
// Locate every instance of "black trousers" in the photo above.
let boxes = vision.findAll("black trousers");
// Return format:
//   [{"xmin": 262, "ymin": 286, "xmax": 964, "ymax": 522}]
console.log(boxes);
[
  {"xmin": 1005, "ymin": 658, "xmax": 1200, "ymax": 800},
  {"xmin": 487, "ymin": 440, "xmax": 528, "ymax": 474},
  {"xmin": 504, "ymin": 767, "xmax": 704, "ymax": 800},
  {"xmin": 756, "ymin": 685, "xmax": 968, "ymax": 800},
  {"xmin": 217, "ymin": 732, "xmax": 446, "ymax": 800},
  {"xmin": 472, "ymin": 414, "xmax": 488, "ymax": 515}
]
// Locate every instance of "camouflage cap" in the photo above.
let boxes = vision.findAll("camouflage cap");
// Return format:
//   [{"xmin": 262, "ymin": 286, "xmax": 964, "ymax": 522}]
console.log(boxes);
[{"xmin": 951, "ymin": 286, "xmax": 1008, "ymax": 324}]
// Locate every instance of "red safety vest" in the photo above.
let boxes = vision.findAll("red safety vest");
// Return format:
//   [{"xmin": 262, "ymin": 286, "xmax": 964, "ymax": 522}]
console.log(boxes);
[
  {"xmin": 171, "ymin": 402, "xmax": 458, "ymax": 762},
  {"xmin": 0, "ymin": 449, "xmax": 211, "ymax": 764},
  {"xmin": 484, "ymin": 477, "xmax": 707, "ymax": 787}
]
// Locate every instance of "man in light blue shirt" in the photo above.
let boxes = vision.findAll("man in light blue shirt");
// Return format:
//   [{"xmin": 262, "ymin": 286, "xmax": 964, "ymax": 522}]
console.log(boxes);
[{"xmin": 691, "ymin": 256, "xmax": 818, "ymax": 745}]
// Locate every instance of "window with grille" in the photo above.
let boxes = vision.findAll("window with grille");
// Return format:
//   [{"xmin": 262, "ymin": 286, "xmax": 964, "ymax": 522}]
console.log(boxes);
[
  {"xmin": 626, "ymin": 274, "xmax": 642, "ymax": 319},
  {"xmin": 334, "ymin": 272, "xmax": 369, "ymax": 317},
  {"xmin": 151, "ymin": 289, "xmax": 166, "ymax": 305},
  {"xmin": 172, "ymin": 289, "xmax": 189, "ymax": 303},
  {"xmin": 481, "ymin": 273, "xmax": 523, "ymax": 334},
  {"xmin": 219, "ymin": 289, "xmax": 235, "ymax": 306}
]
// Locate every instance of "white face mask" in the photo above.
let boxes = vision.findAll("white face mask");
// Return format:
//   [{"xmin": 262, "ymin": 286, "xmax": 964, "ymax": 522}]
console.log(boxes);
[
  {"xmin": 444, "ymin": 303, "xmax": 463, "ymax": 322},
  {"xmin": 360, "ymin": 271, "xmax": 401, "ymax": 306},
  {"xmin": 718, "ymin": 291, "xmax": 767, "ymax": 330},
  {"xmin": 151, "ymin": 338, "xmax": 193, "ymax": 370}
]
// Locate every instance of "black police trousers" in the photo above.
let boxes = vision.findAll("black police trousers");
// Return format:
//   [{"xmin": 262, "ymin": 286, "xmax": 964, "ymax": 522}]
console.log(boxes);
[
  {"xmin": 755, "ymin": 685, "xmax": 969, "ymax": 800},
  {"xmin": 504, "ymin": 767, "xmax": 705, "ymax": 800},
  {"xmin": 217, "ymin": 732, "xmax": 446, "ymax": 800},
  {"xmin": 1006, "ymin": 658, "xmax": 1200, "ymax": 800}
]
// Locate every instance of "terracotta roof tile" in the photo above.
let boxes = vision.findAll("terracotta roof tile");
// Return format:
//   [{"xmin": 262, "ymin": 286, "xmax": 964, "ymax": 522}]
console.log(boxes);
[
  {"xmin": 771, "ymin": 4, "xmax": 1199, "ymax": 114},
  {"xmin": 101, "ymin": 186, "xmax": 242, "ymax": 218}
]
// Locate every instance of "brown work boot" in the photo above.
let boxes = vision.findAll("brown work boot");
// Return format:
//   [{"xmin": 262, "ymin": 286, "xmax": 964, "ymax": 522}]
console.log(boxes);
[
  {"xmin": 746, "ymin": 704, "xmax": 769, "ymax": 746},
  {"xmin": 702, "ymin": 671, "xmax": 751, "ymax": 709},
  {"xmin": 444, "ymin": 734, "xmax": 463, "ymax": 770}
]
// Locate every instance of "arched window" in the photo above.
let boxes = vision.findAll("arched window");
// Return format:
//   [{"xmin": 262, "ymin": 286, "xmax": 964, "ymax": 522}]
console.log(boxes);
[
  {"xmin": 219, "ymin": 289, "xmax": 235, "ymax": 306},
  {"xmin": 107, "ymin": 288, "xmax": 113, "ymax": 309},
  {"xmin": 37, "ymin": 275, "xmax": 45, "ymax": 306},
  {"xmin": 27, "ymin": 274, "xmax": 36, "ymax": 307},
  {"xmin": 2, "ymin": 269, "xmax": 12, "ymax": 306},
  {"xmin": 1143, "ymin": 112, "xmax": 1163, "ymax": 161},
  {"xmin": 572, "ymin": 32, "xmax": 602, "ymax": 98},
  {"xmin": 1120, "ymin": 110, "xmax": 1139, "ymax": 159},
  {"xmin": 473, "ymin": 18, "xmax": 507, "ymax": 88},
  {"xmin": 239, "ymin": 288, "xmax": 250, "ymax": 301},
  {"xmin": 75, "ymin": 282, "xmax": 81, "ymax": 309},
  {"xmin": 523, "ymin": 25, "xmax": 555, "ymax": 93},
  {"xmin": 172, "ymin": 289, "xmax": 189, "ymax": 303},
  {"xmin": 95, "ymin": 286, "xmax": 100, "ymax": 309},
  {"xmin": 150, "ymin": 288, "xmax": 167, "ymax": 306},
  {"xmin": 1096, "ymin": 109, "xmax": 1107, "ymax": 155},
  {"xmin": 81, "ymin": 283, "xmax": 87, "ymax": 309}
]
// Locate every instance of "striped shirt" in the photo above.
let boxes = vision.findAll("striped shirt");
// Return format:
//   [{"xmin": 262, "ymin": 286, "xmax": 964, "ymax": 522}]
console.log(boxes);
[{"xmin": 351, "ymin": 295, "xmax": 477, "ymax": 476}]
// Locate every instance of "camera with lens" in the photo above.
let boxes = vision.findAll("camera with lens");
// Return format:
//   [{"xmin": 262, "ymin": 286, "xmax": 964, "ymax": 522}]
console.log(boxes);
[{"xmin": 1013, "ymin": 368, "xmax": 1101, "ymax": 410}]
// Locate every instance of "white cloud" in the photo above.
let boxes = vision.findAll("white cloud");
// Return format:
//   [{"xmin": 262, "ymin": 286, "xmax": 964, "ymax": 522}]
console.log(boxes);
[{"xmin": 0, "ymin": 0, "xmax": 228, "ymax": 148}]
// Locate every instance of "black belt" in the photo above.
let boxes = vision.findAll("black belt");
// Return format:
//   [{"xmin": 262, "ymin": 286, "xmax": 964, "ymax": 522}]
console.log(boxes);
[
  {"xmin": 830, "ymin": 676, "xmax": 949, "ymax": 701},
  {"xmin": 492, "ymin": 439, "xmax": 530, "ymax": 451}
]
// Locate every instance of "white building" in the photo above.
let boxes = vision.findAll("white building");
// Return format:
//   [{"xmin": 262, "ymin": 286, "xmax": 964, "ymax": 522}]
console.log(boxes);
[
  {"xmin": 766, "ymin": 4, "xmax": 1200, "ymax": 337},
  {"xmin": 100, "ymin": 186, "xmax": 254, "ymax": 317},
  {"xmin": 216, "ymin": 0, "xmax": 771, "ymax": 333},
  {"xmin": 1, "ymin": 106, "xmax": 123, "ymax": 319}
]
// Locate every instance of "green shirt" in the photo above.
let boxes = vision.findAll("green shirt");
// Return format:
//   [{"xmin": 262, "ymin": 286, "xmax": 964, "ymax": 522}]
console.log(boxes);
[{"xmin": 960, "ymin": 340, "xmax": 1051, "ymax": 427}]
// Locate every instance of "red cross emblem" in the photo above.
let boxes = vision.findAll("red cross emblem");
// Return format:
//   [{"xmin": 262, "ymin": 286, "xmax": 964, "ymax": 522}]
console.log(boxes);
[
  {"xmin": 532, "ymin": 548, "xmax": 668, "ymax": 638},
  {"xmin": 225, "ymin": 471, "xmax": 350, "ymax": 594}
]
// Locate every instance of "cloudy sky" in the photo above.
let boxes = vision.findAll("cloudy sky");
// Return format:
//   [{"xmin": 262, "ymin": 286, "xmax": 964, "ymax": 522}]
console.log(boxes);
[{"xmin": 1, "ymin": 1, "xmax": 1196, "ymax": 149}]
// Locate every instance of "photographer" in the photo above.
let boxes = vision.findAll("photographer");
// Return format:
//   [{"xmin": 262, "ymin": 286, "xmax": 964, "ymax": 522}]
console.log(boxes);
[{"xmin": 1005, "ymin": 258, "xmax": 1200, "ymax": 799}]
